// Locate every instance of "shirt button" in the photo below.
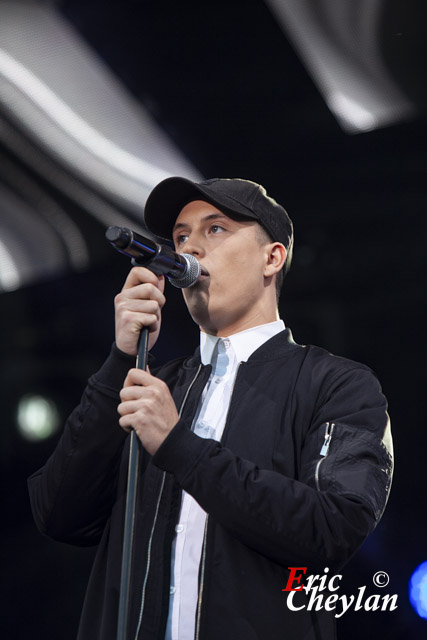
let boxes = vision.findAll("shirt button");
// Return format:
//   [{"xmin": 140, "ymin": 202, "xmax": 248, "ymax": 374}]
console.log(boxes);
[
  {"xmin": 175, "ymin": 524, "xmax": 184, "ymax": 533},
  {"xmin": 223, "ymin": 339, "xmax": 231, "ymax": 349},
  {"xmin": 215, "ymin": 377, "xmax": 221, "ymax": 384},
  {"xmin": 170, "ymin": 586, "xmax": 176, "ymax": 595}
]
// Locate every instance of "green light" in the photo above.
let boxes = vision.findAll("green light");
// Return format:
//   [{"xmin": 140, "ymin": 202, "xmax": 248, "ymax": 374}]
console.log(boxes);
[{"xmin": 17, "ymin": 394, "xmax": 60, "ymax": 441}]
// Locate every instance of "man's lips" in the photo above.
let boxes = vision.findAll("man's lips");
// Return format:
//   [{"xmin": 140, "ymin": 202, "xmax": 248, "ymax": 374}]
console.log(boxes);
[{"xmin": 199, "ymin": 265, "xmax": 209, "ymax": 277}]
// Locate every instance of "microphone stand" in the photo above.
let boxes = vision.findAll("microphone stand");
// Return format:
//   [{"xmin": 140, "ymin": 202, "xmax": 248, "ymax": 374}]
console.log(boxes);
[
  {"xmin": 106, "ymin": 225, "xmax": 160, "ymax": 638},
  {"xmin": 117, "ymin": 327, "xmax": 149, "ymax": 640},
  {"xmin": 105, "ymin": 225, "xmax": 200, "ymax": 638}
]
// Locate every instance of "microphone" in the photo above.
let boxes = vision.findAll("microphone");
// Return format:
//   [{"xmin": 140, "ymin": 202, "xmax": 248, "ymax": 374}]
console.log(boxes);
[{"xmin": 105, "ymin": 226, "xmax": 201, "ymax": 288}]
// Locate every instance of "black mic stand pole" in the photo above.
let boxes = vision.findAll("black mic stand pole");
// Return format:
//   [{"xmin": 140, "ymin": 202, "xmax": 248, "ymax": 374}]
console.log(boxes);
[
  {"xmin": 117, "ymin": 327, "xmax": 148, "ymax": 640},
  {"xmin": 107, "ymin": 226, "xmax": 154, "ymax": 639},
  {"xmin": 117, "ymin": 326, "xmax": 148, "ymax": 640},
  {"xmin": 106, "ymin": 226, "xmax": 201, "ymax": 638}
]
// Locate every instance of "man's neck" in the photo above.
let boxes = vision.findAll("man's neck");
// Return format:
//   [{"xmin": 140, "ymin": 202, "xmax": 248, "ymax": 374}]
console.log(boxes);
[{"xmin": 200, "ymin": 309, "xmax": 280, "ymax": 338}]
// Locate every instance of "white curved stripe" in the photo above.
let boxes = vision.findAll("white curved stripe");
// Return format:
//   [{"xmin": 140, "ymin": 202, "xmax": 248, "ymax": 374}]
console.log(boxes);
[
  {"xmin": 327, "ymin": 92, "xmax": 377, "ymax": 131},
  {"xmin": 265, "ymin": 0, "xmax": 414, "ymax": 132},
  {"xmin": 0, "ymin": 48, "xmax": 171, "ymax": 186},
  {"xmin": 0, "ymin": 238, "xmax": 21, "ymax": 291}
]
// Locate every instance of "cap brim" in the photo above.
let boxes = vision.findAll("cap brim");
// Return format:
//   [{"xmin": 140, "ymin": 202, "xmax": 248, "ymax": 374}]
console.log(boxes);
[{"xmin": 144, "ymin": 176, "xmax": 258, "ymax": 241}]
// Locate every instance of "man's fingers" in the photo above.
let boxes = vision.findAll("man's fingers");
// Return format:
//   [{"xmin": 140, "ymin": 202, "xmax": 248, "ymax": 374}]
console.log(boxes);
[
  {"xmin": 115, "ymin": 269, "xmax": 166, "ymax": 355},
  {"xmin": 131, "ymin": 368, "xmax": 152, "ymax": 382},
  {"xmin": 115, "ymin": 282, "xmax": 166, "ymax": 308},
  {"xmin": 122, "ymin": 368, "xmax": 163, "ymax": 389},
  {"xmin": 117, "ymin": 398, "xmax": 145, "ymax": 416},
  {"xmin": 117, "ymin": 368, "xmax": 179, "ymax": 454},
  {"xmin": 118, "ymin": 414, "xmax": 135, "ymax": 433},
  {"xmin": 122, "ymin": 266, "xmax": 165, "ymax": 293},
  {"xmin": 115, "ymin": 300, "xmax": 162, "ymax": 332}
]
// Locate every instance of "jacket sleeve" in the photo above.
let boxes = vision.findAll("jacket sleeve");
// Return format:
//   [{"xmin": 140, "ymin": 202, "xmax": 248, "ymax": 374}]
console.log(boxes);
[
  {"xmin": 27, "ymin": 344, "xmax": 136, "ymax": 546},
  {"xmin": 152, "ymin": 360, "xmax": 393, "ymax": 571}
]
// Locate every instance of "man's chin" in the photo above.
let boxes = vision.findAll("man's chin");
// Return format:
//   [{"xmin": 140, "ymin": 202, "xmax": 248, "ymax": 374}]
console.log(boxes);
[
  {"xmin": 183, "ymin": 281, "xmax": 208, "ymax": 302},
  {"xmin": 187, "ymin": 306, "xmax": 226, "ymax": 337},
  {"xmin": 183, "ymin": 288, "xmax": 210, "ymax": 323}
]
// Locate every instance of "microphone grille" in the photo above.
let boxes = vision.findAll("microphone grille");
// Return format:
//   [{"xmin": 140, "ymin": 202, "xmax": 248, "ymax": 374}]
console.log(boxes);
[{"xmin": 168, "ymin": 254, "xmax": 201, "ymax": 288}]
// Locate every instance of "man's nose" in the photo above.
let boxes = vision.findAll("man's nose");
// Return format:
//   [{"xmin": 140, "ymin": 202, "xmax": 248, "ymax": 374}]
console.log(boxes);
[{"xmin": 183, "ymin": 234, "xmax": 205, "ymax": 257}]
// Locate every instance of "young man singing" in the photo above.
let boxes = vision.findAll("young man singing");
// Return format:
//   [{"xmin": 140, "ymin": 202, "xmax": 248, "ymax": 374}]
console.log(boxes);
[{"xmin": 29, "ymin": 177, "xmax": 393, "ymax": 640}]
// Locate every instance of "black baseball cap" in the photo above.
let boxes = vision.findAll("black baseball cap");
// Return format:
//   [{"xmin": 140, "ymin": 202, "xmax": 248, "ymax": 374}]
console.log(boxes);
[{"xmin": 144, "ymin": 177, "xmax": 294, "ymax": 256}]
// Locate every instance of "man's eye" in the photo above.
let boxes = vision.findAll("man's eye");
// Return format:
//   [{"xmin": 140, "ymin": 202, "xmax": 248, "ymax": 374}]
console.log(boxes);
[
  {"xmin": 210, "ymin": 225, "xmax": 225, "ymax": 234},
  {"xmin": 175, "ymin": 234, "xmax": 188, "ymax": 245}
]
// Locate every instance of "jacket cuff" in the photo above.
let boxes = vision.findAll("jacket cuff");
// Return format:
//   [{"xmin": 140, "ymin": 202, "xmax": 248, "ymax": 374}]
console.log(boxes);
[
  {"xmin": 92, "ymin": 343, "xmax": 136, "ymax": 390},
  {"xmin": 152, "ymin": 419, "xmax": 216, "ymax": 482}
]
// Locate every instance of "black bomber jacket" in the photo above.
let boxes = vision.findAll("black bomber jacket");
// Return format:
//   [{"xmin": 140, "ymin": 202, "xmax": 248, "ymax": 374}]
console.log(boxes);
[{"xmin": 28, "ymin": 328, "xmax": 393, "ymax": 640}]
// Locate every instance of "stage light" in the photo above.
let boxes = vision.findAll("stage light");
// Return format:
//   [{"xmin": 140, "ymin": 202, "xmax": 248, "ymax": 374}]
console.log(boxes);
[
  {"xmin": 409, "ymin": 561, "xmax": 427, "ymax": 620},
  {"xmin": 16, "ymin": 394, "xmax": 60, "ymax": 442}
]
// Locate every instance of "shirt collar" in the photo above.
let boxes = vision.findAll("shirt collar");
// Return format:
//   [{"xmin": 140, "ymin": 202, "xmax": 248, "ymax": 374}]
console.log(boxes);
[{"xmin": 200, "ymin": 320, "xmax": 285, "ymax": 365}]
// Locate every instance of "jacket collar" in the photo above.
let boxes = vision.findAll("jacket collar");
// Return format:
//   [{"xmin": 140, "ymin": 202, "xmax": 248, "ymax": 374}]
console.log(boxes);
[
  {"xmin": 199, "ymin": 320, "xmax": 286, "ymax": 365},
  {"xmin": 183, "ymin": 327, "xmax": 300, "ymax": 370}
]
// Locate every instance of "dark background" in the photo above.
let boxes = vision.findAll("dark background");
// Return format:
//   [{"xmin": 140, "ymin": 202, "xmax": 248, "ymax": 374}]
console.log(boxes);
[{"xmin": 1, "ymin": 1, "xmax": 426, "ymax": 638}]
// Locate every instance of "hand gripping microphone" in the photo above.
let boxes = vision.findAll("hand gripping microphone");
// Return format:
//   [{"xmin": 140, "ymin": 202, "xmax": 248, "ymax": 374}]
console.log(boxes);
[{"xmin": 105, "ymin": 226, "xmax": 201, "ymax": 288}]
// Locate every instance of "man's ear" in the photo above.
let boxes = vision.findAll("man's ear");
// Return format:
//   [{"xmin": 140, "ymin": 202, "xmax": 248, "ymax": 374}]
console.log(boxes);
[{"xmin": 264, "ymin": 243, "xmax": 287, "ymax": 277}]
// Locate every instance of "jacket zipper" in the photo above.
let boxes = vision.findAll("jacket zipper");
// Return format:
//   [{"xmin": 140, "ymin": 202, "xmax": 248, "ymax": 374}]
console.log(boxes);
[
  {"xmin": 195, "ymin": 516, "xmax": 209, "ymax": 640},
  {"xmin": 134, "ymin": 471, "xmax": 166, "ymax": 639},
  {"xmin": 315, "ymin": 422, "xmax": 335, "ymax": 491},
  {"xmin": 194, "ymin": 362, "xmax": 242, "ymax": 639},
  {"xmin": 134, "ymin": 364, "xmax": 203, "ymax": 640}
]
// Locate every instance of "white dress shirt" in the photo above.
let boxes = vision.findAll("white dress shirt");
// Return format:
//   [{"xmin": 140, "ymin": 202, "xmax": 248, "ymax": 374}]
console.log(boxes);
[{"xmin": 164, "ymin": 320, "xmax": 285, "ymax": 640}]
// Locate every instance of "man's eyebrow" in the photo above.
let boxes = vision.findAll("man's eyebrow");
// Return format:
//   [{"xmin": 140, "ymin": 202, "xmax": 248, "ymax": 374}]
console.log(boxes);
[{"xmin": 172, "ymin": 213, "xmax": 228, "ymax": 233}]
